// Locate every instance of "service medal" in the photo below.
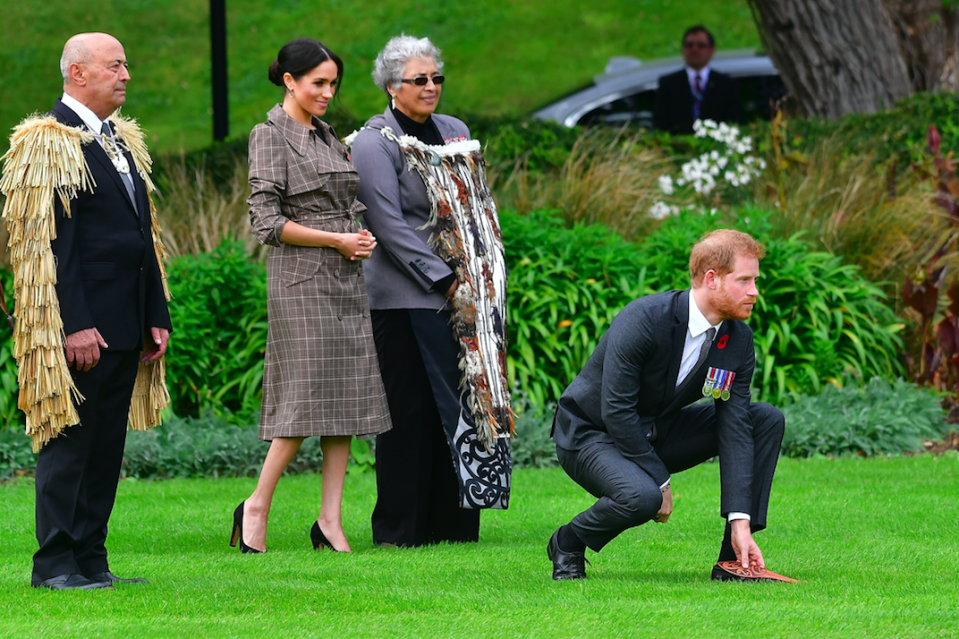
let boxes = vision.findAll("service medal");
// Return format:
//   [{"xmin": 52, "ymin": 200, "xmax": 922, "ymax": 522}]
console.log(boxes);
[
  {"xmin": 720, "ymin": 370, "xmax": 736, "ymax": 401},
  {"xmin": 703, "ymin": 367, "xmax": 719, "ymax": 396}
]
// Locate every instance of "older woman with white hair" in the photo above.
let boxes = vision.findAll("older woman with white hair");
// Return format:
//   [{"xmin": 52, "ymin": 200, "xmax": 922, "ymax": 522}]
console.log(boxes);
[{"xmin": 350, "ymin": 35, "xmax": 483, "ymax": 547}]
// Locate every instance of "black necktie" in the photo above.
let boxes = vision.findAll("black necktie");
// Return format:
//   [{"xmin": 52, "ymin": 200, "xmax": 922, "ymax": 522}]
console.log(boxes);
[{"xmin": 101, "ymin": 122, "xmax": 137, "ymax": 212}]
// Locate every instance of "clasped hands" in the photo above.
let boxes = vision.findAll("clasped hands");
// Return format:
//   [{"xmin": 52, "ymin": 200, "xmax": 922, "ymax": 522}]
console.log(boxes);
[
  {"xmin": 339, "ymin": 229, "xmax": 377, "ymax": 261},
  {"xmin": 65, "ymin": 326, "xmax": 170, "ymax": 371}
]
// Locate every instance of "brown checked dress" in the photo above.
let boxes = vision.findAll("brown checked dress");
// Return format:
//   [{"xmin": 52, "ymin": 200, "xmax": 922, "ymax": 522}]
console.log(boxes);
[{"xmin": 248, "ymin": 104, "xmax": 391, "ymax": 440}]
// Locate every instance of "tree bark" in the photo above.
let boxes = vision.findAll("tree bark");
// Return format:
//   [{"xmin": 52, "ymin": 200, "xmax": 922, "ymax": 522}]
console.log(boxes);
[
  {"xmin": 885, "ymin": 0, "xmax": 955, "ymax": 91},
  {"xmin": 748, "ymin": 0, "xmax": 913, "ymax": 119}
]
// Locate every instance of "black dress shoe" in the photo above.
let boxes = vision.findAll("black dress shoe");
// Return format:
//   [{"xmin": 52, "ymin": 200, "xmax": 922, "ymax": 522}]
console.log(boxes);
[
  {"xmin": 547, "ymin": 528, "xmax": 588, "ymax": 580},
  {"xmin": 87, "ymin": 571, "xmax": 149, "ymax": 584},
  {"xmin": 32, "ymin": 574, "xmax": 113, "ymax": 590}
]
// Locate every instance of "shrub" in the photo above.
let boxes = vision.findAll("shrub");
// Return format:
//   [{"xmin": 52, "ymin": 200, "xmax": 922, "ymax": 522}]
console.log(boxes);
[
  {"xmin": 121, "ymin": 413, "xmax": 327, "ymax": 479},
  {"xmin": 509, "ymin": 395, "xmax": 558, "ymax": 469},
  {"xmin": 0, "ymin": 269, "xmax": 21, "ymax": 431},
  {"xmin": 638, "ymin": 207, "xmax": 906, "ymax": 404},
  {"xmin": 0, "ymin": 425, "xmax": 33, "ymax": 480},
  {"xmin": 501, "ymin": 209, "xmax": 653, "ymax": 407},
  {"xmin": 780, "ymin": 377, "xmax": 949, "ymax": 457},
  {"xmin": 164, "ymin": 240, "xmax": 268, "ymax": 420}
]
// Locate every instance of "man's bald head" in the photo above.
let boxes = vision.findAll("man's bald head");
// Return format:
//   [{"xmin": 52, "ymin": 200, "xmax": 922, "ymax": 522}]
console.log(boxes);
[
  {"xmin": 60, "ymin": 33, "xmax": 130, "ymax": 119},
  {"xmin": 61, "ymin": 33, "xmax": 121, "ymax": 83}
]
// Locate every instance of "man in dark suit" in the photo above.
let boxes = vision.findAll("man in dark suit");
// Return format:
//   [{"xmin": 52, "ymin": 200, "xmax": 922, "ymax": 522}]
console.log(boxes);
[
  {"xmin": 653, "ymin": 26, "xmax": 741, "ymax": 135},
  {"xmin": 548, "ymin": 230, "xmax": 792, "ymax": 582},
  {"xmin": 29, "ymin": 33, "xmax": 171, "ymax": 590}
]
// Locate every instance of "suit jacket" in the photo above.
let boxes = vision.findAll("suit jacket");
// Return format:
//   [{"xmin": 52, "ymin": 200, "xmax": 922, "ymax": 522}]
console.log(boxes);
[
  {"xmin": 652, "ymin": 68, "xmax": 741, "ymax": 135},
  {"xmin": 351, "ymin": 107, "xmax": 471, "ymax": 311},
  {"xmin": 49, "ymin": 99, "xmax": 171, "ymax": 351},
  {"xmin": 552, "ymin": 290, "xmax": 756, "ymax": 515}
]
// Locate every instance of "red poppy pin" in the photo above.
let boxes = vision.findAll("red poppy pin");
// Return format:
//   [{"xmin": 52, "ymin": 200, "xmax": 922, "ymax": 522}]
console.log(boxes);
[{"xmin": 717, "ymin": 335, "xmax": 729, "ymax": 349}]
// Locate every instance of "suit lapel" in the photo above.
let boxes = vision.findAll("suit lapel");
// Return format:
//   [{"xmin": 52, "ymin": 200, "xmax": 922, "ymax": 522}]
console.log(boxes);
[{"xmin": 662, "ymin": 290, "xmax": 689, "ymax": 405}]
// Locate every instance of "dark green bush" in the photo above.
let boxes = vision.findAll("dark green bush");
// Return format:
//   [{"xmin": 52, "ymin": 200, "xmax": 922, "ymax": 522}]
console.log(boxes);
[
  {"xmin": 509, "ymin": 394, "xmax": 558, "ymax": 469},
  {"xmin": 639, "ymin": 206, "xmax": 905, "ymax": 404},
  {"xmin": 121, "ymin": 413, "xmax": 327, "ymax": 479},
  {"xmin": 503, "ymin": 207, "xmax": 904, "ymax": 408},
  {"xmin": 0, "ymin": 426, "xmax": 34, "ymax": 480},
  {"xmin": 164, "ymin": 240, "xmax": 268, "ymax": 421},
  {"xmin": 501, "ymin": 209, "xmax": 653, "ymax": 407},
  {"xmin": 0, "ymin": 269, "xmax": 21, "ymax": 431},
  {"xmin": 781, "ymin": 377, "xmax": 948, "ymax": 457}
]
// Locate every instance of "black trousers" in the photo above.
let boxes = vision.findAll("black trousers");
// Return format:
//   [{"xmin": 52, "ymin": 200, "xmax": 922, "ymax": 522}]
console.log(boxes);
[
  {"xmin": 557, "ymin": 402, "xmax": 784, "ymax": 552},
  {"xmin": 33, "ymin": 350, "xmax": 140, "ymax": 582},
  {"xmin": 370, "ymin": 309, "xmax": 480, "ymax": 547}
]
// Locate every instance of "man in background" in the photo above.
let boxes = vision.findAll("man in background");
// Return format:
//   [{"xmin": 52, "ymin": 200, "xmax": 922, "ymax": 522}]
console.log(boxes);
[{"xmin": 653, "ymin": 26, "xmax": 741, "ymax": 135}]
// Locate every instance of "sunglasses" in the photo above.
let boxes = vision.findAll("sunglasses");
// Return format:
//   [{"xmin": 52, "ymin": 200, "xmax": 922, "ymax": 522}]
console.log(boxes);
[
  {"xmin": 683, "ymin": 42, "xmax": 712, "ymax": 49},
  {"xmin": 401, "ymin": 75, "xmax": 445, "ymax": 86}
]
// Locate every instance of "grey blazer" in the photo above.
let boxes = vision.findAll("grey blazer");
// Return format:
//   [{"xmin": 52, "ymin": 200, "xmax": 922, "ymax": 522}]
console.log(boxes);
[
  {"xmin": 553, "ymin": 289, "xmax": 758, "ymax": 516},
  {"xmin": 351, "ymin": 108, "xmax": 471, "ymax": 310}
]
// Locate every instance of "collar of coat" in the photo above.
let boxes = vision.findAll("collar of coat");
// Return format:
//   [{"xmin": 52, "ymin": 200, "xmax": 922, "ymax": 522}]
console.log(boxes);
[{"xmin": 267, "ymin": 104, "xmax": 333, "ymax": 157}]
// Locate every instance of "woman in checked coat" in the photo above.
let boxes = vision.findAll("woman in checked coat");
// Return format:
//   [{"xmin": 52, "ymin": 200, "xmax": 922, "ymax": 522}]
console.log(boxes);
[{"xmin": 230, "ymin": 38, "xmax": 391, "ymax": 554}]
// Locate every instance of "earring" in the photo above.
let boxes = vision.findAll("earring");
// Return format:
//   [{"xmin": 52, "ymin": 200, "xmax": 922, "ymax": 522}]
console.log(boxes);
[
  {"xmin": 390, "ymin": 94, "xmax": 396, "ymax": 109},
  {"xmin": 288, "ymin": 87, "xmax": 294, "ymax": 97}
]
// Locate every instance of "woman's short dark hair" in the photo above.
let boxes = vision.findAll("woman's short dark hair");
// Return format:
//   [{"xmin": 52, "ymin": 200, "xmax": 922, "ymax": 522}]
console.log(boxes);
[{"xmin": 268, "ymin": 38, "xmax": 344, "ymax": 97}]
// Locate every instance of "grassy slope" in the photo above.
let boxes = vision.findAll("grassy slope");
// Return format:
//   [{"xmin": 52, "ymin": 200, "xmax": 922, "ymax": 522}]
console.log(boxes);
[
  {"xmin": 0, "ymin": 0, "xmax": 759, "ymax": 154},
  {"xmin": 0, "ymin": 456, "xmax": 957, "ymax": 638}
]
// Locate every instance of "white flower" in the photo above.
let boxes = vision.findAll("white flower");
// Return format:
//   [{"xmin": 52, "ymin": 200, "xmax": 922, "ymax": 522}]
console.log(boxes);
[
  {"xmin": 649, "ymin": 201, "xmax": 676, "ymax": 219},
  {"xmin": 658, "ymin": 174, "xmax": 675, "ymax": 195},
  {"xmin": 676, "ymin": 178, "xmax": 686, "ymax": 186},
  {"xmin": 724, "ymin": 171, "xmax": 735, "ymax": 182},
  {"xmin": 709, "ymin": 165, "xmax": 720, "ymax": 176},
  {"xmin": 717, "ymin": 156, "xmax": 728, "ymax": 169},
  {"xmin": 708, "ymin": 208, "xmax": 718, "ymax": 215}
]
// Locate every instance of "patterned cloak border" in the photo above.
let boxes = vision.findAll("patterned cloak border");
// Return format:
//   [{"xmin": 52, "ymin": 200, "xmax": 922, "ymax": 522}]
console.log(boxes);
[{"xmin": 0, "ymin": 110, "xmax": 171, "ymax": 452}]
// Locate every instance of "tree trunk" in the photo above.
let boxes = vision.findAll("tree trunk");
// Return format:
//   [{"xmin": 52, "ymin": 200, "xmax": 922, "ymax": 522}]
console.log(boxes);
[
  {"xmin": 885, "ymin": 0, "xmax": 959, "ymax": 91},
  {"xmin": 747, "ymin": 0, "xmax": 913, "ymax": 119},
  {"xmin": 936, "ymin": 7, "xmax": 959, "ymax": 91}
]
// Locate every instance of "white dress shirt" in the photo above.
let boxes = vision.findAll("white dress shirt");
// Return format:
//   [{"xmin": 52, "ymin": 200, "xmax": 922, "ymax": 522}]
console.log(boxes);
[{"xmin": 61, "ymin": 93, "xmax": 108, "ymax": 137}]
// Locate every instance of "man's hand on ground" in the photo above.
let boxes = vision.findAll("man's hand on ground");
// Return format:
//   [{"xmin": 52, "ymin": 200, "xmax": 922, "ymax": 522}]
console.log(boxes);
[{"xmin": 731, "ymin": 518, "xmax": 765, "ymax": 569}]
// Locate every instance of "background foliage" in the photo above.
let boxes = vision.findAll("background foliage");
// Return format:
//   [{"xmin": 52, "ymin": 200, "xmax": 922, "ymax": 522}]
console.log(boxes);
[
  {"xmin": 781, "ymin": 377, "xmax": 948, "ymax": 457},
  {"xmin": 164, "ymin": 241, "xmax": 268, "ymax": 422},
  {"xmin": 0, "ymin": 0, "xmax": 762, "ymax": 155}
]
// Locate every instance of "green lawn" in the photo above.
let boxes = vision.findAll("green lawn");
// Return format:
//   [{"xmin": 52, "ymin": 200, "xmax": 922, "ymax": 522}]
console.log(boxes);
[
  {"xmin": 1, "ymin": 456, "xmax": 957, "ymax": 638},
  {"xmin": 0, "ymin": 0, "xmax": 760, "ymax": 154}
]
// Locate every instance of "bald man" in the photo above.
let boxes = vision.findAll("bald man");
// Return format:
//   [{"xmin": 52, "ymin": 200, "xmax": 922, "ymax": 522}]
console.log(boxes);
[{"xmin": 26, "ymin": 33, "xmax": 172, "ymax": 591}]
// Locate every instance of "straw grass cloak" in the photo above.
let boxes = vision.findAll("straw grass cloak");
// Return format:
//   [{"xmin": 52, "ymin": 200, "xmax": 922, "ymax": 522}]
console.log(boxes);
[{"xmin": 0, "ymin": 111, "xmax": 171, "ymax": 453}]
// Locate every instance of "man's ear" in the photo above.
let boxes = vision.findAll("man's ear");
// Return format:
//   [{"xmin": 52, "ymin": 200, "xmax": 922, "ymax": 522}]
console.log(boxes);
[
  {"xmin": 703, "ymin": 269, "xmax": 720, "ymax": 290},
  {"xmin": 68, "ymin": 63, "xmax": 85, "ymax": 86}
]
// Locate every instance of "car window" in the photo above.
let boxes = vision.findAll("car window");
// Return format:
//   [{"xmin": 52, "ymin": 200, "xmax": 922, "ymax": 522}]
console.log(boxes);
[{"xmin": 578, "ymin": 90, "xmax": 657, "ymax": 128}]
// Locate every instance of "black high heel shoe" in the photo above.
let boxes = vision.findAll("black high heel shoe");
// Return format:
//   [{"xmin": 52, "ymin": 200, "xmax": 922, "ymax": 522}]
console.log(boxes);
[
  {"xmin": 310, "ymin": 521, "xmax": 338, "ymax": 551},
  {"xmin": 230, "ymin": 501, "xmax": 264, "ymax": 554}
]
